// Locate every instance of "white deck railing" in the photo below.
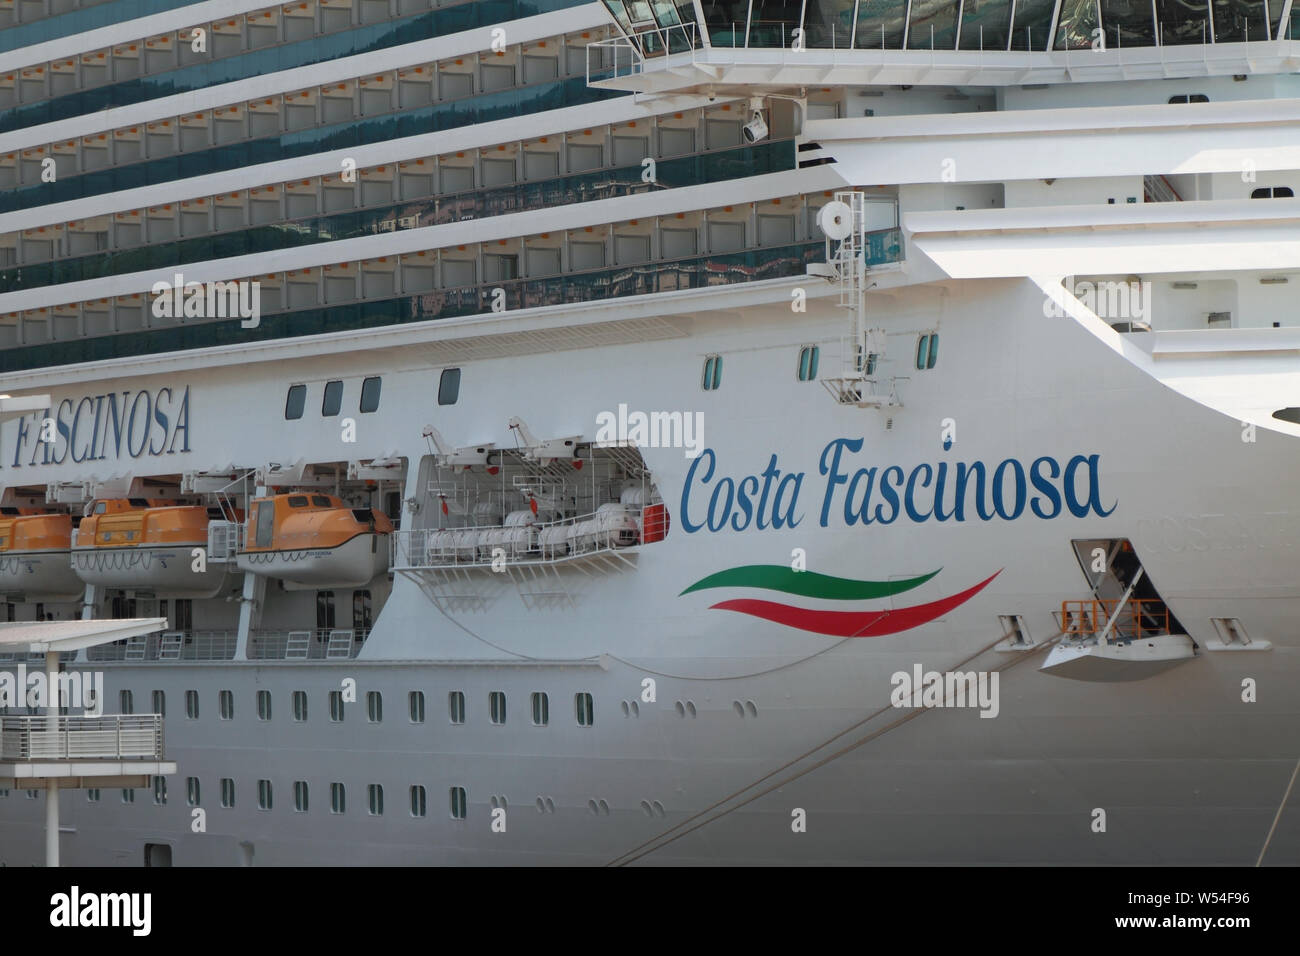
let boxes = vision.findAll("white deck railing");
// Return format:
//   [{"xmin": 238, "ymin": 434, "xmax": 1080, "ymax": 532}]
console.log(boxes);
[{"xmin": 0, "ymin": 714, "xmax": 163, "ymax": 761}]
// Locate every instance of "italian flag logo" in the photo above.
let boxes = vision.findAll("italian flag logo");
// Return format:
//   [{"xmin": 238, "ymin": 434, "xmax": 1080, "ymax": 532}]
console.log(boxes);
[{"xmin": 680, "ymin": 566, "xmax": 1001, "ymax": 637}]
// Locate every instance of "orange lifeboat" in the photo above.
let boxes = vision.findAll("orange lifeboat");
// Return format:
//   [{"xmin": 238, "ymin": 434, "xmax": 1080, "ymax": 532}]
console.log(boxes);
[
  {"xmin": 236, "ymin": 492, "xmax": 393, "ymax": 589},
  {"xmin": 0, "ymin": 509, "xmax": 82, "ymax": 599},
  {"xmin": 72, "ymin": 498, "xmax": 241, "ymax": 597}
]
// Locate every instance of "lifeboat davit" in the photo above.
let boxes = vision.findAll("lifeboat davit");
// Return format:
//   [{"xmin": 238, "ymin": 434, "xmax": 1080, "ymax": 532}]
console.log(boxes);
[
  {"xmin": 72, "ymin": 499, "xmax": 238, "ymax": 598},
  {"xmin": 0, "ymin": 510, "xmax": 82, "ymax": 599},
  {"xmin": 236, "ymin": 493, "xmax": 392, "ymax": 589}
]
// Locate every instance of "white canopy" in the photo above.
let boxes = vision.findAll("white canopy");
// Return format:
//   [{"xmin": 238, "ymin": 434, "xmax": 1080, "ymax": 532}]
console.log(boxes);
[{"xmin": 0, "ymin": 618, "xmax": 167, "ymax": 653}]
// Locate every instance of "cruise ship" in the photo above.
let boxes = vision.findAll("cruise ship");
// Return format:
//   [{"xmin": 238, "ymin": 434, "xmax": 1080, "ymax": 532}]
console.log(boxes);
[{"xmin": 0, "ymin": 0, "xmax": 1298, "ymax": 866}]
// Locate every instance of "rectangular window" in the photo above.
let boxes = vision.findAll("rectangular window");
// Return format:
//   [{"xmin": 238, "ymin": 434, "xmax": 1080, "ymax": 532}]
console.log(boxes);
[
  {"xmin": 322, "ymin": 380, "xmax": 343, "ymax": 416},
  {"xmin": 449, "ymin": 786, "xmax": 467, "ymax": 820},
  {"xmin": 576, "ymin": 692, "xmax": 594, "ymax": 727},
  {"xmin": 122, "ymin": 789, "xmax": 135, "ymax": 804},
  {"xmin": 257, "ymin": 779, "xmax": 273, "ymax": 811},
  {"xmin": 448, "ymin": 691, "xmax": 465, "ymax": 725},
  {"xmin": 186, "ymin": 777, "xmax": 200, "ymax": 807},
  {"xmin": 531, "ymin": 692, "xmax": 549, "ymax": 726},
  {"xmin": 257, "ymin": 690, "xmax": 272, "ymax": 721},
  {"xmin": 410, "ymin": 785, "xmax": 427, "ymax": 817},
  {"xmin": 294, "ymin": 780, "xmax": 309, "ymax": 813},
  {"xmin": 702, "ymin": 355, "xmax": 723, "ymax": 391},
  {"xmin": 359, "ymin": 376, "xmax": 382, "ymax": 413},
  {"xmin": 352, "ymin": 590, "xmax": 372, "ymax": 635},
  {"xmin": 220, "ymin": 778, "xmax": 234, "ymax": 808},
  {"xmin": 151, "ymin": 690, "xmax": 165, "ymax": 717},
  {"xmin": 368, "ymin": 784, "xmax": 384, "ymax": 816},
  {"xmin": 367, "ymin": 691, "xmax": 382, "ymax": 723},
  {"xmin": 489, "ymin": 691, "xmax": 506, "ymax": 725},
  {"xmin": 438, "ymin": 368, "xmax": 461, "ymax": 405},
  {"xmin": 409, "ymin": 691, "xmax": 425, "ymax": 723},
  {"xmin": 285, "ymin": 383, "xmax": 307, "ymax": 420},
  {"xmin": 120, "ymin": 690, "xmax": 133, "ymax": 714},
  {"xmin": 219, "ymin": 689, "xmax": 234, "ymax": 720},
  {"xmin": 331, "ymin": 782, "xmax": 346, "ymax": 814},
  {"xmin": 329, "ymin": 690, "xmax": 345, "ymax": 722},
  {"xmin": 153, "ymin": 776, "xmax": 167, "ymax": 805},
  {"xmin": 185, "ymin": 689, "xmax": 199, "ymax": 719},
  {"xmin": 292, "ymin": 690, "xmax": 308, "ymax": 721},
  {"xmin": 87, "ymin": 789, "xmax": 100, "ymax": 802}
]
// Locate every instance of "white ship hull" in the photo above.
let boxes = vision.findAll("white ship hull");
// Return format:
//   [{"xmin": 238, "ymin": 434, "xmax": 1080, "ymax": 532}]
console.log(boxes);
[
  {"xmin": 235, "ymin": 535, "xmax": 389, "ymax": 590},
  {"xmin": 1, "ymin": 276, "xmax": 1297, "ymax": 865},
  {"xmin": 72, "ymin": 546, "xmax": 231, "ymax": 599}
]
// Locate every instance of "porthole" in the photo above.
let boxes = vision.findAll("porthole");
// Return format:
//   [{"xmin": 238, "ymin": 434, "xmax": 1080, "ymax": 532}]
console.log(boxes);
[
  {"xmin": 733, "ymin": 700, "xmax": 745, "ymax": 717},
  {"xmin": 685, "ymin": 701, "xmax": 697, "ymax": 718},
  {"xmin": 285, "ymin": 384, "xmax": 306, "ymax": 420},
  {"xmin": 745, "ymin": 700, "xmax": 757, "ymax": 717},
  {"xmin": 797, "ymin": 345, "xmax": 819, "ymax": 382},
  {"xmin": 701, "ymin": 354, "xmax": 723, "ymax": 391}
]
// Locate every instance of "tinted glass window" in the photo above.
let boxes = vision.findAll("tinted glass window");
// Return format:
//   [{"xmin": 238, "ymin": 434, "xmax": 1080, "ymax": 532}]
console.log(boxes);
[
  {"xmin": 285, "ymin": 384, "xmax": 307, "ymax": 419},
  {"xmin": 438, "ymin": 368, "xmax": 461, "ymax": 406},
  {"xmin": 322, "ymin": 380, "xmax": 343, "ymax": 416},
  {"xmin": 288, "ymin": 495, "xmax": 309, "ymax": 507},
  {"xmin": 360, "ymin": 376, "xmax": 382, "ymax": 413},
  {"xmin": 311, "ymin": 495, "xmax": 332, "ymax": 507}
]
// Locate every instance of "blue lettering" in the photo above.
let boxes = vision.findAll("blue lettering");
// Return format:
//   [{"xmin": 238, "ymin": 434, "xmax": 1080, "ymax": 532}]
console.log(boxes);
[
  {"xmin": 993, "ymin": 459, "xmax": 1026, "ymax": 520},
  {"xmin": 150, "ymin": 387, "xmax": 172, "ymax": 455},
  {"xmin": 1029, "ymin": 456, "xmax": 1062, "ymax": 519},
  {"xmin": 680, "ymin": 448, "xmax": 715, "ymax": 533},
  {"xmin": 954, "ymin": 462, "xmax": 995, "ymax": 522},
  {"xmin": 819, "ymin": 438, "xmax": 863, "ymax": 527},
  {"xmin": 53, "ymin": 399, "xmax": 73, "ymax": 465},
  {"xmin": 126, "ymin": 391, "xmax": 152, "ymax": 458},
  {"xmin": 904, "ymin": 463, "xmax": 934, "ymax": 523},
  {"xmin": 772, "ymin": 473, "xmax": 803, "ymax": 529},
  {"xmin": 168, "ymin": 386, "xmax": 191, "ymax": 454},
  {"xmin": 11, "ymin": 416, "xmax": 29, "ymax": 468},
  {"xmin": 70, "ymin": 397, "xmax": 94, "ymax": 463},
  {"xmin": 1063, "ymin": 454, "xmax": 1116, "ymax": 517},
  {"xmin": 708, "ymin": 477, "xmax": 735, "ymax": 532},
  {"xmin": 873, "ymin": 465, "xmax": 904, "ymax": 525},
  {"xmin": 731, "ymin": 475, "xmax": 758, "ymax": 532},
  {"xmin": 845, "ymin": 467, "xmax": 876, "ymax": 527}
]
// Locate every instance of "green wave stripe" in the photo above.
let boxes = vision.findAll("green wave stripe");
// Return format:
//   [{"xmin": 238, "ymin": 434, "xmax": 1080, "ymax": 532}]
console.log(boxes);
[{"xmin": 680, "ymin": 566, "xmax": 941, "ymax": 600}]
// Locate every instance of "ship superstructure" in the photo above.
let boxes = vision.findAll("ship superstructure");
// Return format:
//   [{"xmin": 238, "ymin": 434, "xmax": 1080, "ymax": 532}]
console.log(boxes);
[{"xmin": 0, "ymin": 0, "xmax": 1299, "ymax": 864}]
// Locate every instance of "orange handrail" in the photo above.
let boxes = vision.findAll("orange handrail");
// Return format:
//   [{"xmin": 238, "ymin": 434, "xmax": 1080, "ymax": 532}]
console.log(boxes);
[{"xmin": 1061, "ymin": 599, "xmax": 1169, "ymax": 638}]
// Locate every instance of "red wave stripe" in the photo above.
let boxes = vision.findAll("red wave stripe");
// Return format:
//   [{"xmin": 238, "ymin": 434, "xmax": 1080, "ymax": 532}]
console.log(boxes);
[{"xmin": 709, "ymin": 570, "xmax": 1002, "ymax": 637}]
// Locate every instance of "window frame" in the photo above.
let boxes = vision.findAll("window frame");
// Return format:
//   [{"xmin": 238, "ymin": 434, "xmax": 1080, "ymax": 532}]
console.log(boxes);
[
  {"xmin": 321, "ymin": 379, "xmax": 344, "ymax": 416},
  {"xmin": 359, "ymin": 375, "xmax": 382, "ymax": 413},
  {"xmin": 438, "ymin": 367, "xmax": 462, "ymax": 406},
  {"xmin": 285, "ymin": 383, "xmax": 307, "ymax": 420}
]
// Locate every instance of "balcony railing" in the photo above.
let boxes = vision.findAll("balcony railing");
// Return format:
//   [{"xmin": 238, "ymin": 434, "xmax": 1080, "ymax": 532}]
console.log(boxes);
[
  {"xmin": 248, "ymin": 628, "xmax": 367, "ymax": 660},
  {"xmin": 0, "ymin": 714, "xmax": 163, "ymax": 761},
  {"xmin": 84, "ymin": 630, "xmax": 238, "ymax": 662}
]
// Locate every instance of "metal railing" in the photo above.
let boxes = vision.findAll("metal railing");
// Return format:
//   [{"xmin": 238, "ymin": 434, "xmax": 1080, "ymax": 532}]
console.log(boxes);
[
  {"xmin": 1061, "ymin": 599, "xmax": 1170, "ymax": 639},
  {"xmin": 0, "ymin": 713, "xmax": 163, "ymax": 761},
  {"xmin": 85, "ymin": 630, "xmax": 238, "ymax": 662},
  {"xmin": 392, "ymin": 505, "xmax": 647, "ymax": 571},
  {"xmin": 248, "ymin": 628, "xmax": 367, "ymax": 661}
]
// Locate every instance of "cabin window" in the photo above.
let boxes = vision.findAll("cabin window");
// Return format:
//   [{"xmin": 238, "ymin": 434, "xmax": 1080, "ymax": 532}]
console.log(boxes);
[
  {"xmin": 120, "ymin": 690, "xmax": 133, "ymax": 714},
  {"xmin": 450, "ymin": 786, "xmax": 467, "ymax": 820},
  {"xmin": 329, "ymin": 690, "xmax": 345, "ymax": 722},
  {"xmin": 255, "ymin": 501, "xmax": 275, "ymax": 548},
  {"xmin": 1251, "ymin": 186, "xmax": 1295, "ymax": 198},
  {"xmin": 311, "ymin": 495, "xmax": 332, "ymax": 507},
  {"xmin": 409, "ymin": 691, "xmax": 425, "ymax": 723},
  {"xmin": 185, "ymin": 689, "xmax": 199, "ymax": 719},
  {"xmin": 438, "ymin": 368, "xmax": 461, "ymax": 405},
  {"xmin": 317, "ymin": 591, "xmax": 336, "ymax": 630},
  {"xmin": 702, "ymin": 354, "xmax": 723, "ymax": 391},
  {"xmin": 330, "ymin": 782, "xmax": 346, "ymax": 814},
  {"xmin": 916, "ymin": 333, "xmax": 939, "ymax": 370},
  {"xmin": 186, "ymin": 777, "xmax": 200, "ymax": 807},
  {"xmin": 368, "ymin": 784, "xmax": 384, "ymax": 816},
  {"xmin": 1168, "ymin": 94, "xmax": 1209, "ymax": 103},
  {"xmin": 153, "ymin": 776, "xmax": 167, "ymax": 805},
  {"xmin": 219, "ymin": 689, "xmax": 234, "ymax": 720},
  {"xmin": 87, "ymin": 789, "xmax": 99, "ymax": 802},
  {"xmin": 489, "ymin": 691, "xmax": 507, "ymax": 725},
  {"xmin": 576, "ymin": 692, "xmax": 594, "ymax": 727},
  {"xmin": 322, "ymin": 380, "xmax": 343, "ymax": 416},
  {"xmin": 174, "ymin": 599, "xmax": 193, "ymax": 633},
  {"xmin": 122, "ymin": 789, "xmax": 135, "ymax": 804},
  {"xmin": 353, "ymin": 590, "xmax": 372, "ymax": 636},
  {"xmin": 292, "ymin": 690, "xmax": 308, "ymax": 721},
  {"xmin": 257, "ymin": 779, "xmax": 272, "ymax": 810},
  {"xmin": 448, "ymin": 691, "xmax": 465, "ymax": 724},
  {"xmin": 257, "ymin": 690, "xmax": 272, "ymax": 721},
  {"xmin": 797, "ymin": 345, "xmax": 819, "ymax": 381},
  {"xmin": 288, "ymin": 495, "xmax": 309, "ymax": 508},
  {"xmin": 367, "ymin": 691, "xmax": 383, "ymax": 723},
  {"xmin": 294, "ymin": 781, "xmax": 309, "ymax": 812},
  {"xmin": 531, "ymin": 692, "xmax": 549, "ymax": 726},
  {"xmin": 220, "ymin": 778, "xmax": 234, "ymax": 808},
  {"xmin": 360, "ymin": 376, "xmax": 382, "ymax": 413},
  {"xmin": 285, "ymin": 384, "xmax": 307, "ymax": 420},
  {"xmin": 152, "ymin": 690, "xmax": 165, "ymax": 717},
  {"xmin": 410, "ymin": 785, "xmax": 427, "ymax": 817}
]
